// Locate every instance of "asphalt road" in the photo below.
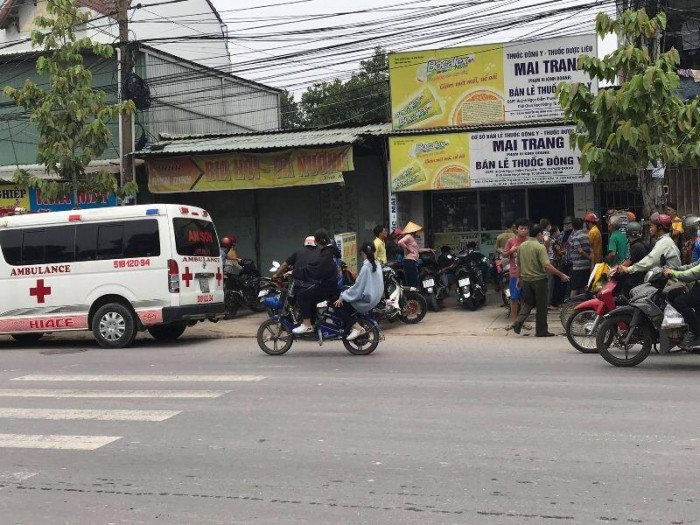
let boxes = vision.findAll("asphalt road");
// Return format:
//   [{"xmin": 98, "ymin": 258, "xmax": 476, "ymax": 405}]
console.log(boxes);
[{"xmin": 1, "ymin": 332, "xmax": 700, "ymax": 524}]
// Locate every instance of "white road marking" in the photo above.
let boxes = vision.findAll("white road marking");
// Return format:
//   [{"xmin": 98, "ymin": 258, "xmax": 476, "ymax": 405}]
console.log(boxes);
[
  {"xmin": 0, "ymin": 471, "xmax": 36, "ymax": 483},
  {"xmin": 0, "ymin": 434, "xmax": 121, "ymax": 450},
  {"xmin": 0, "ymin": 389, "xmax": 231, "ymax": 398},
  {"xmin": 12, "ymin": 374, "xmax": 267, "ymax": 382},
  {"xmin": 0, "ymin": 408, "xmax": 181, "ymax": 421}
]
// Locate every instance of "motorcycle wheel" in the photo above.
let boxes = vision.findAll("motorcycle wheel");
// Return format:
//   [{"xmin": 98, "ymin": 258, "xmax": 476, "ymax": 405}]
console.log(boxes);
[
  {"xmin": 427, "ymin": 293, "xmax": 440, "ymax": 312},
  {"xmin": 559, "ymin": 300, "xmax": 578, "ymax": 329},
  {"xmin": 398, "ymin": 292, "xmax": 427, "ymax": 324},
  {"xmin": 256, "ymin": 319, "xmax": 293, "ymax": 355},
  {"xmin": 343, "ymin": 318, "xmax": 380, "ymax": 355},
  {"xmin": 596, "ymin": 314, "xmax": 652, "ymax": 367},
  {"xmin": 565, "ymin": 309, "xmax": 600, "ymax": 354}
]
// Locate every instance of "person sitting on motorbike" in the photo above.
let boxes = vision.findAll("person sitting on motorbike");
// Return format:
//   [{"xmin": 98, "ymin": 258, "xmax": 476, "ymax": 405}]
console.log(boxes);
[
  {"xmin": 220, "ymin": 237, "xmax": 233, "ymax": 266},
  {"xmin": 221, "ymin": 234, "xmax": 243, "ymax": 274},
  {"xmin": 437, "ymin": 245, "xmax": 458, "ymax": 291},
  {"xmin": 333, "ymin": 242, "xmax": 384, "ymax": 341},
  {"xmin": 663, "ymin": 260, "xmax": 700, "ymax": 348},
  {"xmin": 663, "ymin": 217, "xmax": 700, "ymax": 348},
  {"xmin": 275, "ymin": 231, "xmax": 340, "ymax": 336},
  {"xmin": 617, "ymin": 214, "xmax": 681, "ymax": 276},
  {"xmin": 618, "ymin": 221, "xmax": 649, "ymax": 296}
]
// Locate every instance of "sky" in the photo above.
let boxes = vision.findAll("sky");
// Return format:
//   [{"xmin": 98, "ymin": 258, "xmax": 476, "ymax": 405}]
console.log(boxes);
[{"xmin": 211, "ymin": 0, "xmax": 618, "ymax": 93}]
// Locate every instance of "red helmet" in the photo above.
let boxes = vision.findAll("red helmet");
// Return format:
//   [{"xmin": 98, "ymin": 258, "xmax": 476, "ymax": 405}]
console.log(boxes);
[
  {"xmin": 584, "ymin": 212, "xmax": 598, "ymax": 223},
  {"xmin": 653, "ymin": 213, "xmax": 673, "ymax": 231},
  {"xmin": 221, "ymin": 236, "xmax": 233, "ymax": 248}
]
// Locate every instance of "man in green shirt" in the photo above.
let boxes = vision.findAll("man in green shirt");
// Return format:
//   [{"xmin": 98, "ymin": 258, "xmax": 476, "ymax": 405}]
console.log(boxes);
[
  {"xmin": 495, "ymin": 222, "xmax": 516, "ymax": 253},
  {"xmin": 514, "ymin": 224, "xmax": 570, "ymax": 337},
  {"xmin": 606, "ymin": 215, "xmax": 629, "ymax": 266}
]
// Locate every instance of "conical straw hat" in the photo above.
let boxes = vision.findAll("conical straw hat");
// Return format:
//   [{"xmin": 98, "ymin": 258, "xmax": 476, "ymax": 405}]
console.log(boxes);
[{"xmin": 403, "ymin": 221, "xmax": 423, "ymax": 234}]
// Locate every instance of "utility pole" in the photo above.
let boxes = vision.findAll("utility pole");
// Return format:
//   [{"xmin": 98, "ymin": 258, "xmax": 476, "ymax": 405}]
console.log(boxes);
[{"xmin": 118, "ymin": 0, "xmax": 134, "ymax": 196}]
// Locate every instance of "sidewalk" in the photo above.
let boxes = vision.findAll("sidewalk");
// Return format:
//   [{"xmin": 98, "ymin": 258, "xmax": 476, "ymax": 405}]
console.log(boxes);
[{"xmin": 189, "ymin": 290, "xmax": 566, "ymax": 339}]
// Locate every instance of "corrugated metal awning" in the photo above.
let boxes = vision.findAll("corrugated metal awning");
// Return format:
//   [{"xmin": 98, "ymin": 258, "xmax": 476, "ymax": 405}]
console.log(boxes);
[
  {"xmin": 138, "ymin": 124, "xmax": 392, "ymax": 156},
  {"xmin": 137, "ymin": 119, "xmax": 573, "ymax": 157}
]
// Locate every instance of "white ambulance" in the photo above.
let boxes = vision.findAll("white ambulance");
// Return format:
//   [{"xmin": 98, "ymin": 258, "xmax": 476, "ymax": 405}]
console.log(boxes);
[{"xmin": 0, "ymin": 204, "xmax": 225, "ymax": 348}]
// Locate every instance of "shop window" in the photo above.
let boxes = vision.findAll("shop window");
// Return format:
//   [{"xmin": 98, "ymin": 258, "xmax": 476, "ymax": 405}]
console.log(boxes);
[
  {"xmin": 480, "ymin": 190, "xmax": 526, "ymax": 230},
  {"xmin": 432, "ymin": 192, "xmax": 478, "ymax": 232}
]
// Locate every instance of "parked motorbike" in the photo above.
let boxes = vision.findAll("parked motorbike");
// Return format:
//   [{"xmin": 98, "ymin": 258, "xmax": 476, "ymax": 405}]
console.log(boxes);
[
  {"xmin": 595, "ymin": 267, "xmax": 689, "ymax": 367},
  {"xmin": 372, "ymin": 265, "xmax": 427, "ymax": 324},
  {"xmin": 418, "ymin": 252, "xmax": 444, "ymax": 312},
  {"xmin": 256, "ymin": 280, "xmax": 382, "ymax": 356},
  {"xmin": 454, "ymin": 245, "xmax": 487, "ymax": 310},
  {"xmin": 224, "ymin": 258, "xmax": 267, "ymax": 319},
  {"xmin": 565, "ymin": 271, "xmax": 626, "ymax": 353}
]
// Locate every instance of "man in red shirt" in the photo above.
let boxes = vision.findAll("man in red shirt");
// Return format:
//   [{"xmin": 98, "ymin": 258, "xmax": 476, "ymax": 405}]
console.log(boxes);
[{"xmin": 502, "ymin": 218, "xmax": 530, "ymax": 329}]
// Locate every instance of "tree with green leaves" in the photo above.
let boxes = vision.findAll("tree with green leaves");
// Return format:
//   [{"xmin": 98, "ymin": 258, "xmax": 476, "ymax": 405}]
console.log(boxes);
[
  {"xmin": 284, "ymin": 47, "xmax": 389, "ymax": 129},
  {"xmin": 4, "ymin": 0, "xmax": 136, "ymax": 205},
  {"xmin": 557, "ymin": 8, "xmax": 700, "ymax": 216}
]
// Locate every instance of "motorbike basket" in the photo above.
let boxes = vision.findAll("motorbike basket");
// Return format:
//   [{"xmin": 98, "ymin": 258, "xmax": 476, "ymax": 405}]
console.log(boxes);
[{"xmin": 263, "ymin": 294, "xmax": 283, "ymax": 311}]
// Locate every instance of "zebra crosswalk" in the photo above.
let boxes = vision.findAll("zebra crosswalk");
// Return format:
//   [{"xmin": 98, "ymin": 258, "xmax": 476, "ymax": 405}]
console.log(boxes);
[{"xmin": 0, "ymin": 373, "xmax": 267, "ymax": 451}]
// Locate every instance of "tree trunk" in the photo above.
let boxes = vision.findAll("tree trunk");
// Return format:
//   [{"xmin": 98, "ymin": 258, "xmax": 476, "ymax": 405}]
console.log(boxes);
[{"xmin": 638, "ymin": 168, "xmax": 664, "ymax": 218}]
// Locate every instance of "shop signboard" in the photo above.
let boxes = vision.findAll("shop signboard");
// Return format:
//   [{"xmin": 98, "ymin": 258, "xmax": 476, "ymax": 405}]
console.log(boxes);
[
  {"xmin": 389, "ymin": 34, "xmax": 597, "ymax": 130},
  {"xmin": 334, "ymin": 232, "xmax": 358, "ymax": 274},
  {"xmin": 0, "ymin": 184, "xmax": 29, "ymax": 215},
  {"xmin": 389, "ymin": 125, "xmax": 589, "ymax": 192},
  {"xmin": 29, "ymin": 188, "xmax": 116, "ymax": 212},
  {"xmin": 147, "ymin": 146, "xmax": 353, "ymax": 193}
]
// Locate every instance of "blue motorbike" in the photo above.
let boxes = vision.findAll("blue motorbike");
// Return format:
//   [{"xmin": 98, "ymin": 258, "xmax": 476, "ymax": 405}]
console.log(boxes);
[{"xmin": 256, "ymin": 280, "xmax": 382, "ymax": 356}]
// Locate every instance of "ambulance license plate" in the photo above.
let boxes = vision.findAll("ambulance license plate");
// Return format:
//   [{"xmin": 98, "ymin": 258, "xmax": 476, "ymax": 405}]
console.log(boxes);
[{"xmin": 200, "ymin": 278, "xmax": 210, "ymax": 293}]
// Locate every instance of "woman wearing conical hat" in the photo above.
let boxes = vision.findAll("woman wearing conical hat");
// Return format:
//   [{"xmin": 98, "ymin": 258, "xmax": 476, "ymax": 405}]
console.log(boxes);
[{"xmin": 397, "ymin": 221, "xmax": 434, "ymax": 288}]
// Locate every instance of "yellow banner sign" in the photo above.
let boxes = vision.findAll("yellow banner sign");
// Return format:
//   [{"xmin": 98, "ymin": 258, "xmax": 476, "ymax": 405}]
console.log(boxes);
[
  {"xmin": 391, "ymin": 134, "xmax": 470, "ymax": 192},
  {"xmin": 389, "ymin": 35, "xmax": 597, "ymax": 130},
  {"xmin": 390, "ymin": 126, "xmax": 586, "ymax": 192},
  {"xmin": 147, "ymin": 146, "xmax": 353, "ymax": 193},
  {"xmin": 0, "ymin": 184, "xmax": 30, "ymax": 213}
]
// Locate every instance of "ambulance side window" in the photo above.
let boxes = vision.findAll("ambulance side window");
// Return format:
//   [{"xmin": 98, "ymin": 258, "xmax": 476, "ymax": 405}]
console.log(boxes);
[
  {"xmin": 96, "ymin": 224, "xmax": 124, "ymax": 260},
  {"xmin": 123, "ymin": 220, "xmax": 160, "ymax": 258},
  {"xmin": 22, "ymin": 230, "xmax": 45, "ymax": 265},
  {"xmin": 0, "ymin": 230, "xmax": 21, "ymax": 265},
  {"xmin": 45, "ymin": 225, "xmax": 76, "ymax": 263},
  {"xmin": 75, "ymin": 224, "xmax": 98, "ymax": 261}
]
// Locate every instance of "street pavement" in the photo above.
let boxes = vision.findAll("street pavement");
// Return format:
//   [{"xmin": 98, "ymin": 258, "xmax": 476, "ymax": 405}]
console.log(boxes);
[{"xmin": 2, "ymin": 327, "xmax": 700, "ymax": 524}]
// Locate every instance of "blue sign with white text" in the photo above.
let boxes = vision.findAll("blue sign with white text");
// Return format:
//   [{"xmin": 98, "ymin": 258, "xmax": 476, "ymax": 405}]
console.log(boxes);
[{"xmin": 29, "ymin": 188, "xmax": 117, "ymax": 212}]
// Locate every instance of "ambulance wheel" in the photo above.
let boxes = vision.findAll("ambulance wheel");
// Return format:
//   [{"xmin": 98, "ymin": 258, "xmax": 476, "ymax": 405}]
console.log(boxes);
[
  {"xmin": 92, "ymin": 303, "xmax": 137, "ymax": 349},
  {"xmin": 11, "ymin": 333, "xmax": 44, "ymax": 345},
  {"xmin": 148, "ymin": 322, "xmax": 187, "ymax": 342}
]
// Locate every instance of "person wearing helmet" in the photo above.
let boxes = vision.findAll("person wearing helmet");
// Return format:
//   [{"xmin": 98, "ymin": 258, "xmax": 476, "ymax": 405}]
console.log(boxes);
[
  {"xmin": 220, "ymin": 237, "xmax": 233, "ymax": 266},
  {"xmin": 272, "ymin": 235, "xmax": 317, "ymax": 281},
  {"xmin": 584, "ymin": 212, "xmax": 603, "ymax": 264},
  {"xmin": 618, "ymin": 221, "xmax": 648, "ymax": 294},
  {"xmin": 663, "ymin": 240, "xmax": 700, "ymax": 347},
  {"xmin": 606, "ymin": 215, "xmax": 629, "ymax": 266},
  {"xmin": 618, "ymin": 214, "xmax": 681, "ymax": 276}
]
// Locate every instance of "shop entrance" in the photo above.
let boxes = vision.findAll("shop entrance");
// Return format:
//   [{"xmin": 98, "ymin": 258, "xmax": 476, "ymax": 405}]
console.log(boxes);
[{"xmin": 528, "ymin": 186, "xmax": 573, "ymax": 225}]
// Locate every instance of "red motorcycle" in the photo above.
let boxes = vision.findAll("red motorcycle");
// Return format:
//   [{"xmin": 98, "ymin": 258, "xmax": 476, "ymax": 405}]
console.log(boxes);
[{"xmin": 565, "ymin": 274, "xmax": 624, "ymax": 353}]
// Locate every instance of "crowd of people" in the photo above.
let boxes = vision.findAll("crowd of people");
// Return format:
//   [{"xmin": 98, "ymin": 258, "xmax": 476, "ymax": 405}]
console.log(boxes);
[
  {"xmin": 495, "ymin": 201, "xmax": 700, "ymax": 343},
  {"xmin": 221, "ymin": 200, "xmax": 700, "ymax": 348}
]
